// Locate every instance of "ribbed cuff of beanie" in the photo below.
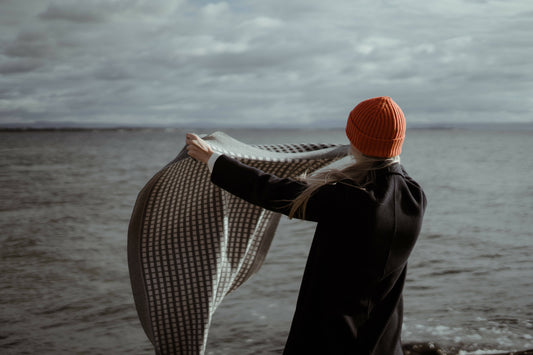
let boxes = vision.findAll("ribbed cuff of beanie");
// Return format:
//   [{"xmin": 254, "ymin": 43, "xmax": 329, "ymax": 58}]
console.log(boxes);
[{"xmin": 346, "ymin": 121, "xmax": 404, "ymax": 157}]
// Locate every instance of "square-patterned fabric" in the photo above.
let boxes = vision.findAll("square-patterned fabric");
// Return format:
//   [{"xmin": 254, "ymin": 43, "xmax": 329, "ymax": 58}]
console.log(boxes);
[{"xmin": 128, "ymin": 132, "xmax": 348, "ymax": 355}]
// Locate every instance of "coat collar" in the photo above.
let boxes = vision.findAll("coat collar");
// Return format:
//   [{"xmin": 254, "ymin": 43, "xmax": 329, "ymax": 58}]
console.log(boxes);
[{"xmin": 374, "ymin": 162, "xmax": 405, "ymax": 177}]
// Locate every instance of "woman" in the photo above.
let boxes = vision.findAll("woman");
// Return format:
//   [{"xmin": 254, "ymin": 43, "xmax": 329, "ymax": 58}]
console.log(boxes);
[{"xmin": 186, "ymin": 96, "xmax": 426, "ymax": 355}]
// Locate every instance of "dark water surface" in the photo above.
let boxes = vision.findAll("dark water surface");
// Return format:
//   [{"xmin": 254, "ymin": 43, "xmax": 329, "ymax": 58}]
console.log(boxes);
[{"xmin": 1, "ymin": 128, "xmax": 532, "ymax": 354}]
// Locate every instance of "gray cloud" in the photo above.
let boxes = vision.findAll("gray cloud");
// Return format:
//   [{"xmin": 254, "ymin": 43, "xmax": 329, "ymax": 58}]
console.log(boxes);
[
  {"xmin": 38, "ymin": 3, "xmax": 108, "ymax": 23},
  {"xmin": 0, "ymin": 58, "xmax": 43, "ymax": 74},
  {"xmin": 0, "ymin": 0, "xmax": 532, "ymax": 127},
  {"xmin": 3, "ymin": 31, "xmax": 54, "ymax": 59}
]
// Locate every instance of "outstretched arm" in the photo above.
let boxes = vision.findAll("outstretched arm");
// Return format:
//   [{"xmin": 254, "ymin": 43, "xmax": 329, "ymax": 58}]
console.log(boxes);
[
  {"xmin": 184, "ymin": 132, "xmax": 340, "ymax": 222},
  {"xmin": 185, "ymin": 133, "xmax": 308, "ymax": 217}
]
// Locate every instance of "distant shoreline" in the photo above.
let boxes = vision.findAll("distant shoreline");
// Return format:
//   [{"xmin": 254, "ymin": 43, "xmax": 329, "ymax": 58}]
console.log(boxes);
[{"xmin": 1, "ymin": 122, "xmax": 533, "ymax": 132}]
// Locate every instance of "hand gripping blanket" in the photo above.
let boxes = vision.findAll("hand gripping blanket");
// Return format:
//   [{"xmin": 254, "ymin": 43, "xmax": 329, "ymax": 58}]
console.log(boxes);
[{"xmin": 128, "ymin": 132, "xmax": 348, "ymax": 355}]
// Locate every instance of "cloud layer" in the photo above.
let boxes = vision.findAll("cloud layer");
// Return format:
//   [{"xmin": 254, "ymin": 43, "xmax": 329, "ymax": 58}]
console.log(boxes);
[{"xmin": 1, "ymin": 0, "xmax": 532, "ymax": 127}]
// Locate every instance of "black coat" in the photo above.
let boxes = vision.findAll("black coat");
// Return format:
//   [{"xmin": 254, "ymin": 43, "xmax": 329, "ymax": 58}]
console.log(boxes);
[{"xmin": 211, "ymin": 155, "xmax": 427, "ymax": 355}]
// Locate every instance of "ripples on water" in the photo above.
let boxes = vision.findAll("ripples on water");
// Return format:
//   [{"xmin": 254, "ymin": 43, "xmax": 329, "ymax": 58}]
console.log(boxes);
[{"xmin": 1, "ymin": 128, "xmax": 532, "ymax": 354}]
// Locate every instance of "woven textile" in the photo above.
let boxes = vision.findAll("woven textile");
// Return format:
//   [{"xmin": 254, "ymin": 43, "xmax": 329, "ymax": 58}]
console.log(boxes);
[{"xmin": 128, "ymin": 132, "xmax": 348, "ymax": 355}]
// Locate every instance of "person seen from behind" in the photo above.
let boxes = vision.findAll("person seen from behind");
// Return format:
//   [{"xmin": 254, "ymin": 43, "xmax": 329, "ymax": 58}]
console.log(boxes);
[{"xmin": 186, "ymin": 96, "xmax": 427, "ymax": 355}]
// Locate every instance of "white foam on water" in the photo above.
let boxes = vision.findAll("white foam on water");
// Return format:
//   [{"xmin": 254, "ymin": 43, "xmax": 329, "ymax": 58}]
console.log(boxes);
[{"xmin": 458, "ymin": 350, "xmax": 508, "ymax": 355}]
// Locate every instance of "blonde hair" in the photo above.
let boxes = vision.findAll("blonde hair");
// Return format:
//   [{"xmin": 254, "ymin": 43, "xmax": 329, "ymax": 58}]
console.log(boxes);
[{"xmin": 288, "ymin": 146, "xmax": 400, "ymax": 219}]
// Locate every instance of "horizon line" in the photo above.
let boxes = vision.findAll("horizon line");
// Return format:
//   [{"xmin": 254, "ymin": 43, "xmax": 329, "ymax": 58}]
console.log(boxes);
[{"xmin": 1, "ymin": 121, "xmax": 533, "ymax": 132}]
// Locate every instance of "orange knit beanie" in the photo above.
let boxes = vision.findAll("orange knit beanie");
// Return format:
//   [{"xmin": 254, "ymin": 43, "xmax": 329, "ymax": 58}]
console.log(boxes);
[{"xmin": 345, "ymin": 96, "xmax": 406, "ymax": 158}]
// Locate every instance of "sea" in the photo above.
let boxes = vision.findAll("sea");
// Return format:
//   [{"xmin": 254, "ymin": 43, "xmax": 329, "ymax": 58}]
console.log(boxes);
[{"xmin": 1, "ymin": 127, "xmax": 532, "ymax": 355}]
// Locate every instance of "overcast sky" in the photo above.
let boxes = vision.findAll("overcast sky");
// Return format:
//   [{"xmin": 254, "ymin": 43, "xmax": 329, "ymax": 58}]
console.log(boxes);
[{"xmin": 1, "ymin": 0, "xmax": 532, "ymax": 127}]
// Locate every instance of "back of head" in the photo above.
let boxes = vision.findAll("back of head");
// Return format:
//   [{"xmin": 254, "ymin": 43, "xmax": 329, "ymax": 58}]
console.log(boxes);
[{"xmin": 345, "ymin": 96, "xmax": 406, "ymax": 158}]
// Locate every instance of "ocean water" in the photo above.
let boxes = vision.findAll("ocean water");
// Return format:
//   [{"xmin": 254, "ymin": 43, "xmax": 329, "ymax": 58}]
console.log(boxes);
[{"xmin": 0, "ymin": 128, "xmax": 532, "ymax": 355}]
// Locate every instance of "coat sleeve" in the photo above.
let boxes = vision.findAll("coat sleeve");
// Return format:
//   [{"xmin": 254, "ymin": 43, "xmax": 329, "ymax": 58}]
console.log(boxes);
[{"xmin": 210, "ymin": 154, "xmax": 346, "ymax": 222}]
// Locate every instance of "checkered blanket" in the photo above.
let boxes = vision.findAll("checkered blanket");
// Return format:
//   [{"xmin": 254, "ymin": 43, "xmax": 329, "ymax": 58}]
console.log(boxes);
[{"xmin": 128, "ymin": 132, "xmax": 348, "ymax": 354}]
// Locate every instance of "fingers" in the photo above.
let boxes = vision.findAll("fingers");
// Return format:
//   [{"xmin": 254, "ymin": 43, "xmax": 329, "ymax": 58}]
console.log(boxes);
[
  {"xmin": 185, "ymin": 133, "xmax": 212, "ymax": 163},
  {"xmin": 186, "ymin": 133, "xmax": 204, "ymax": 149},
  {"xmin": 186, "ymin": 144, "xmax": 201, "ymax": 161},
  {"xmin": 186, "ymin": 133, "xmax": 198, "ymax": 142},
  {"xmin": 186, "ymin": 133, "xmax": 198, "ymax": 149},
  {"xmin": 185, "ymin": 133, "xmax": 196, "ymax": 148},
  {"xmin": 186, "ymin": 144, "xmax": 198, "ymax": 159},
  {"xmin": 185, "ymin": 133, "xmax": 197, "ymax": 158}
]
